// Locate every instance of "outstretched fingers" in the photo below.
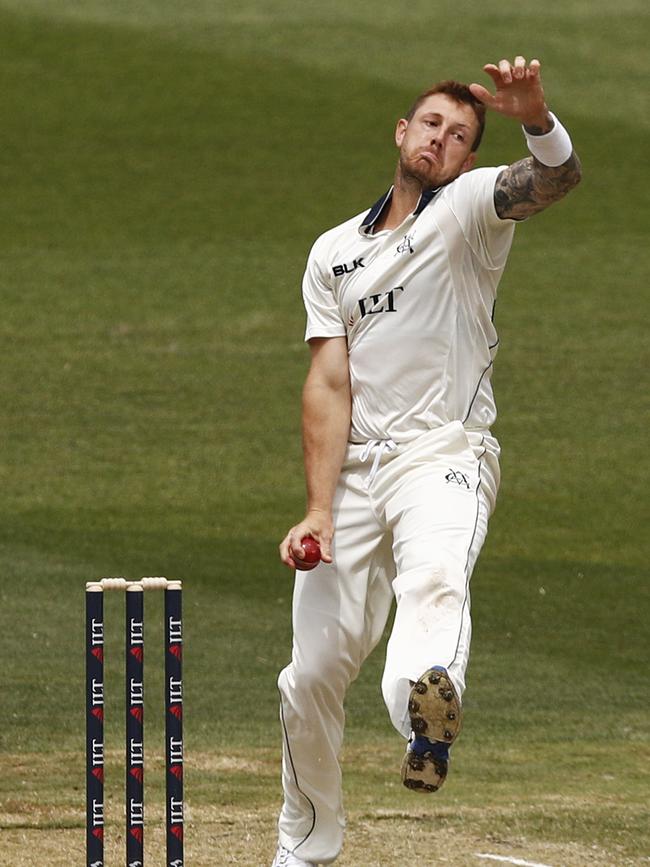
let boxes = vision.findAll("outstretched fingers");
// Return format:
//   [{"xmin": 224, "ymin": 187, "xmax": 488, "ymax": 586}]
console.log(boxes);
[
  {"xmin": 477, "ymin": 57, "xmax": 542, "ymax": 89},
  {"xmin": 471, "ymin": 57, "xmax": 547, "ymax": 123}
]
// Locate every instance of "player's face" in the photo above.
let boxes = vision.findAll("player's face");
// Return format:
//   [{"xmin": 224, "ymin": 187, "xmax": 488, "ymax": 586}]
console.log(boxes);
[{"xmin": 395, "ymin": 94, "xmax": 478, "ymax": 187}]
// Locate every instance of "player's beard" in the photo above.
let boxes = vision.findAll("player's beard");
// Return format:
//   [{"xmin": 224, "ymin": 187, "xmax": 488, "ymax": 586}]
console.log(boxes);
[{"xmin": 398, "ymin": 149, "xmax": 453, "ymax": 190}]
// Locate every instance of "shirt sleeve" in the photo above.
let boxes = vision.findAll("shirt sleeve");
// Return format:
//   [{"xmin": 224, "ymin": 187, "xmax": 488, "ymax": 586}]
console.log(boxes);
[
  {"xmin": 302, "ymin": 237, "xmax": 346, "ymax": 342},
  {"xmin": 444, "ymin": 166, "xmax": 516, "ymax": 271}
]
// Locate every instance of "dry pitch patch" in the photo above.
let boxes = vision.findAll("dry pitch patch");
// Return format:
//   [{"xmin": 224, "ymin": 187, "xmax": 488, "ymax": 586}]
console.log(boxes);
[
  {"xmin": 1, "ymin": 750, "xmax": 648, "ymax": 866},
  {"xmin": 0, "ymin": 805, "xmax": 643, "ymax": 866}
]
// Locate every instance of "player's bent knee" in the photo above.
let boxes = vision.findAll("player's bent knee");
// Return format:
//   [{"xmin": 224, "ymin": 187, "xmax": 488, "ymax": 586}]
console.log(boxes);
[
  {"xmin": 278, "ymin": 659, "xmax": 354, "ymax": 703},
  {"xmin": 431, "ymin": 577, "xmax": 465, "ymax": 612}
]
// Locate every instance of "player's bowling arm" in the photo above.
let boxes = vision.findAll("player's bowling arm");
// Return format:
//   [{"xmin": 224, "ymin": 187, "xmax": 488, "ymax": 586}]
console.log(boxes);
[
  {"xmin": 279, "ymin": 336, "xmax": 351, "ymax": 568},
  {"xmin": 470, "ymin": 56, "xmax": 582, "ymax": 220}
]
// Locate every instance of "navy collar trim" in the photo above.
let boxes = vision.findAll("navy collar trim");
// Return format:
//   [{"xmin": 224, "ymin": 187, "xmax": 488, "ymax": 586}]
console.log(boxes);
[
  {"xmin": 359, "ymin": 185, "xmax": 441, "ymax": 234},
  {"xmin": 414, "ymin": 186, "xmax": 441, "ymax": 214},
  {"xmin": 359, "ymin": 187, "xmax": 393, "ymax": 233}
]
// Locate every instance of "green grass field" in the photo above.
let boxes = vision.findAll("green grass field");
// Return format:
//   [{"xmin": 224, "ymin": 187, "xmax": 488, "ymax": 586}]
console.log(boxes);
[{"xmin": 0, "ymin": 1, "xmax": 648, "ymax": 864}]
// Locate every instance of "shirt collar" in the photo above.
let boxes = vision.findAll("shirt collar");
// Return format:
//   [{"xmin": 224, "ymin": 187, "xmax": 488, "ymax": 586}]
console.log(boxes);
[{"xmin": 358, "ymin": 185, "xmax": 441, "ymax": 235}]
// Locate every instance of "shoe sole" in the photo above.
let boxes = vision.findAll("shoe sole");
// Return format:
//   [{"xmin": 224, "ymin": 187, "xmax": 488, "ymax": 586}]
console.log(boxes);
[{"xmin": 401, "ymin": 667, "xmax": 462, "ymax": 794}]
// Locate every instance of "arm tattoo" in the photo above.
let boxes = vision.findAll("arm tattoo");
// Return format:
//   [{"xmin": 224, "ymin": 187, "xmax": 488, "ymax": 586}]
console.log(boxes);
[{"xmin": 494, "ymin": 152, "xmax": 582, "ymax": 220}]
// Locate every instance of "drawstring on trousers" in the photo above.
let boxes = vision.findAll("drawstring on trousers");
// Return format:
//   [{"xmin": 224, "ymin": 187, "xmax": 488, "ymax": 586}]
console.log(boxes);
[{"xmin": 360, "ymin": 438, "xmax": 397, "ymax": 489}]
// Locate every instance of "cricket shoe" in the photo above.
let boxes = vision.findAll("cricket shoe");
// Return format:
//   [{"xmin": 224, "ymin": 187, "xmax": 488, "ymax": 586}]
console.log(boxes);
[
  {"xmin": 401, "ymin": 666, "xmax": 462, "ymax": 794},
  {"xmin": 271, "ymin": 844, "xmax": 316, "ymax": 867}
]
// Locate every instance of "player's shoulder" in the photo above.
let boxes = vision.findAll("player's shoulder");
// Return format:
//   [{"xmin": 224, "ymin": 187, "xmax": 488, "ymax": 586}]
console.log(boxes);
[
  {"xmin": 308, "ymin": 209, "xmax": 368, "ymax": 261},
  {"xmin": 314, "ymin": 210, "xmax": 367, "ymax": 247},
  {"xmin": 440, "ymin": 165, "xmax": 505, "ymax": 200}
]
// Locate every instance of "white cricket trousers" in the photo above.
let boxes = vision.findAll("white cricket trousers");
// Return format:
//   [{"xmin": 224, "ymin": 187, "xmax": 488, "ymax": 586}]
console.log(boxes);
[{"xmin": 277, "ymin": 421, "xmax": 499, "ymax": 864}]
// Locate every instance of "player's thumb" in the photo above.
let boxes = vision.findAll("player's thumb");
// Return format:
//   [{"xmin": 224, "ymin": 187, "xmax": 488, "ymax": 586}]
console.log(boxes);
[
  {"xmin": 469, "ymin": 83, "xmax": 493, "ymax": 106},
  {"xmin": 319, "ymin": 530, "xmax": 334, "ymax": 563}
]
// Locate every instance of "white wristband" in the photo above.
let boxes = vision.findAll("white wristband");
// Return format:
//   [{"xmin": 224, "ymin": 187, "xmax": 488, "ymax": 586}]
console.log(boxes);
[{"xmin": 523, "ymin": 112, "xmax": 573, "ymax": 167}]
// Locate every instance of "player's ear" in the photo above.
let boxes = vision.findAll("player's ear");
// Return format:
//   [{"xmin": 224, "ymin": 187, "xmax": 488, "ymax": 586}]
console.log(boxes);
[
  {"xmin": 460, "ymin": 150, "xmax": 477, "ymax": 174},
  {"xmin": 395, "ymin": 118, "xmax": 408, "ymax": 148}
]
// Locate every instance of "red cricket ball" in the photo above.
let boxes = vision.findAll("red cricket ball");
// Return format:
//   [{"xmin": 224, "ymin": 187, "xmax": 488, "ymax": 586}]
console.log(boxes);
[{"xmin": 295, "ymin": 536, "xmax": 321, "ymax": 571}]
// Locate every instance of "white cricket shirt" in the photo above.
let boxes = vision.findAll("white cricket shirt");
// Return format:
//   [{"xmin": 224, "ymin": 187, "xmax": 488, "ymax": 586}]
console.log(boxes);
[{"xmin": 302, "ymin": 166, "xmax": 516, "ymax": 444}]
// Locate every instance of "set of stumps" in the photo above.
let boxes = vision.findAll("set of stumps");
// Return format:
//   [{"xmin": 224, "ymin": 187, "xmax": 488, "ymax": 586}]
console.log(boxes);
[{"xmin": 85, "ymin": 577, "xmax": 184, "ymax": 866}]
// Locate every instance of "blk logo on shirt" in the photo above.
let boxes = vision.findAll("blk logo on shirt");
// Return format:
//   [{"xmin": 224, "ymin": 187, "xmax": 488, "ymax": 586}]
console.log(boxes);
[{"xmin": 333, "ymin": 257, "xmax": 365, "ymax": 277}]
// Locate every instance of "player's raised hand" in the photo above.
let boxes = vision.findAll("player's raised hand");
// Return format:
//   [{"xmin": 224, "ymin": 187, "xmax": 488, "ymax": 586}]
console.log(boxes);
[{"xmin": 470, "ymin": 57, "xmax": 550, "ymax": 130}]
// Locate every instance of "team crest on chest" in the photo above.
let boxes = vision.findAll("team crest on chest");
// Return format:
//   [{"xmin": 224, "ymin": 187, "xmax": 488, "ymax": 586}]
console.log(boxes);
[{"xmin": 396, "ymin": 232, "xmax": 415, "ymax": 256}]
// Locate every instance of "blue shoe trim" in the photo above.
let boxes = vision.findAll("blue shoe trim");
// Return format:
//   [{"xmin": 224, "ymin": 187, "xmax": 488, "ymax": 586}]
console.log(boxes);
[{"xmin": 409, "ymin": 736, "xmax": 450, "ymax": 760}]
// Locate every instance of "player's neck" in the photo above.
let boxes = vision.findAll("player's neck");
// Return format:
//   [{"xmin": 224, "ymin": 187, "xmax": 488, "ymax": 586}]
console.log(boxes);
[{"xmin": 373, "ymin": 171, "xmax": 423, "ymax": 232}]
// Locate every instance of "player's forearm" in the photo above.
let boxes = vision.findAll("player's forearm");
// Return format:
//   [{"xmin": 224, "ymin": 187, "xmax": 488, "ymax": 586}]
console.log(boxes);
[
  {"xmin": 302, "ymin": 377, "xmax": 351, "ymax": 514},
  {"xmin": 495, "ymin": 151, "xmax": 582, "ymax": 220},
  {"xmin": 495, "ymin": 113, "xmax": 582, "ymax": 220}
]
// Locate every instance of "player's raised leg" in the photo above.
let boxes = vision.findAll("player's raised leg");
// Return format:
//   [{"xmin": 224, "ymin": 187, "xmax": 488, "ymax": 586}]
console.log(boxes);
[{"xmin": 376, "ymin": 429, "xmax": 498, "ymax": 791}]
